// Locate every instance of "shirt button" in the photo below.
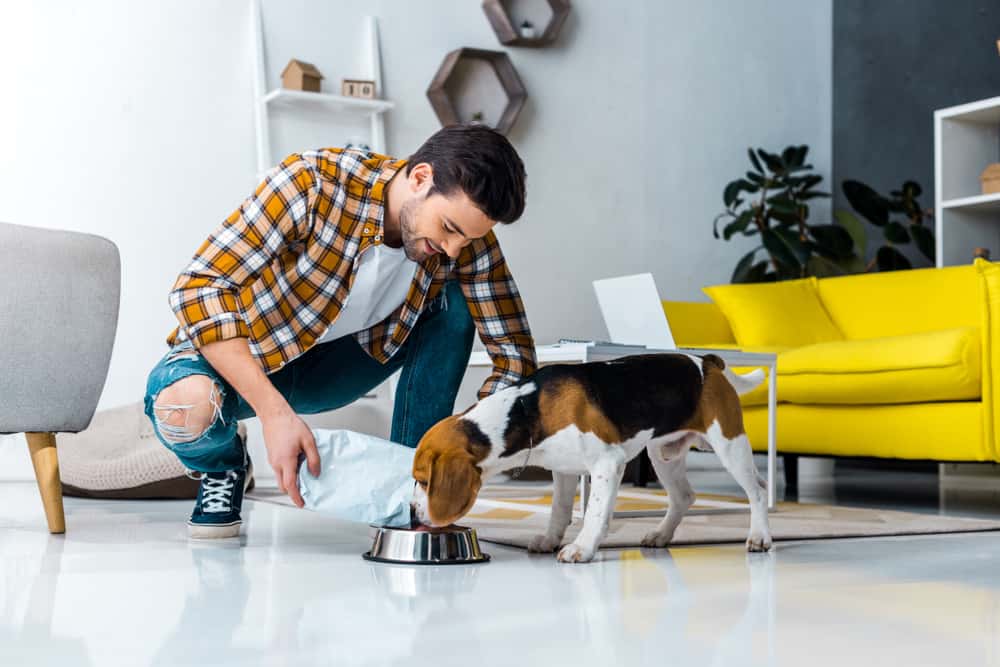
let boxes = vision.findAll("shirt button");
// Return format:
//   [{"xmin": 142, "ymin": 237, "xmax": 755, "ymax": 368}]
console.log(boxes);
[
  {"xmin": 364, "ymin": 226, "xmax": 373, "ymax": 234},
  {"xmin": 374, "ymin": 234, "xmax": 382, "ymax": 242}
]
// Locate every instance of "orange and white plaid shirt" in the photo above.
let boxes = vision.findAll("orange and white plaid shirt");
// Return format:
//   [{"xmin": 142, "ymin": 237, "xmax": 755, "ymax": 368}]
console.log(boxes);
[{"xmin": 166, "ymin": 148, "xmax": 536, "ymax": 399}]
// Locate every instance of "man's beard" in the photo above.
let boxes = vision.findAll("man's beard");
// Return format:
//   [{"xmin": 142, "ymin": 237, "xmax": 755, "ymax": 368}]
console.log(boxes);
[{"xmin": 399, "ymin": 199, "xmax": 428, "ymax": 261}]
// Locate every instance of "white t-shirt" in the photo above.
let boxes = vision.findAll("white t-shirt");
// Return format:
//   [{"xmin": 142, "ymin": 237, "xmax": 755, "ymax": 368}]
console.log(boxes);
[{"xmin": 316, "ymin": 242, "xmax": 418, "ymax": 344}]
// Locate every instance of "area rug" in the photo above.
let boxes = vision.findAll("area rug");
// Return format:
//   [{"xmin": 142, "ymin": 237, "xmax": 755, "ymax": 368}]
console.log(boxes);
[{"xmin": 463, "ymin": 485, "xmax": 1000, "ymax": 549}]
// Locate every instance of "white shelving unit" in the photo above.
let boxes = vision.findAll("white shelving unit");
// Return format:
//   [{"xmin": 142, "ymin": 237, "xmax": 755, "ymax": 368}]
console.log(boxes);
[
  {"xmin": 934, "ymin": 96, "xmax": 1000, "ymax": 267},
  {"xmin": 250, "ymin": 0, "xmax": 394, "ymax": 177}
]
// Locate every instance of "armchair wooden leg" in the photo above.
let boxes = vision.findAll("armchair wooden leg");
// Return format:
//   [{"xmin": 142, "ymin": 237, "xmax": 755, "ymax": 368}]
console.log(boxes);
[{"xmin": 25, "ymin": 432, "xmax": 66, "ymax": 534}]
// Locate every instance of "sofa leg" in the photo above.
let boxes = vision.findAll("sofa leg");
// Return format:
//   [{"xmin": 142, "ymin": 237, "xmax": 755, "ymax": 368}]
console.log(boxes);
[
  {"xmin": 25, "ymin": 432, "xmax": 66, "ymax": 534},
  {"xmin": 783, "ymin": 454, "xmax": 799, "ymax": 498}
]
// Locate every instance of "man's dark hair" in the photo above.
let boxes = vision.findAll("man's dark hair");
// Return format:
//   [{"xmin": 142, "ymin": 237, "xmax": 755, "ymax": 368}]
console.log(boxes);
[{"xmin": 406, "ymin": 124, "xmax": 526, "ymax": 224}]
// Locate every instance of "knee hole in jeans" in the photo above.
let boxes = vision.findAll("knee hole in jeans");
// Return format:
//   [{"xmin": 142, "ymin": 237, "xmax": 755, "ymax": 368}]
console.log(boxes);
[{"xmin": 152, "ymin": 375, "xmax": 225, "ymax": 444}]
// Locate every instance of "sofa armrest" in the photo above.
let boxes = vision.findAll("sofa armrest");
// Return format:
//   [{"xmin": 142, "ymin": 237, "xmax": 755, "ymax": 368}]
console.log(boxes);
[
  {"xmin": 662, "ymin": 300, "xmax": 737, "ymax": 347},
  {"xmin": 975, "ymin": 259, "xmax": 1000, "ymax": 460}
]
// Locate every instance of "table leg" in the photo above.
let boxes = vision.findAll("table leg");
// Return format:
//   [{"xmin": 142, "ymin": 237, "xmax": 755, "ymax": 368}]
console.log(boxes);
[{"xmin": 767, "ymin": 361, "xmax": 777, "ymax": 509}]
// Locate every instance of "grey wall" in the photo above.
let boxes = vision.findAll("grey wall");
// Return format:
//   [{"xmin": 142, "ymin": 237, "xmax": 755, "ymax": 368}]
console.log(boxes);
[
  {"xmin": 262, "ymin": 0, "xmax": 832, "ymax": 345},
  {"xmin": 833, "ymin": 0, "xmax": 1000, "ymax": 258}
]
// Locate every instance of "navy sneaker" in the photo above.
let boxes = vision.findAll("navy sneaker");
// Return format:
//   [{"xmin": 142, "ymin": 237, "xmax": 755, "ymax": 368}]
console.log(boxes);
[{"xmin": 188, "ymin": 429, "xmax": 255, "ymax": 539}]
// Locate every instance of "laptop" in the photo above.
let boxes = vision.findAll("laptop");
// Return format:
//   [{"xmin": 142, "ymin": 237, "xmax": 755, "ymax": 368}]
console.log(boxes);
[{"xmin": 592, "ymin": 273, "xmax": 677, "ymax": 350}]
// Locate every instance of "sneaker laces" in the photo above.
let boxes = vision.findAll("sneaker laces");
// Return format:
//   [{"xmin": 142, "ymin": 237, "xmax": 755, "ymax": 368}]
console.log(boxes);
[{"xmin": 197, "ymin": 471, "xmax": 239, "ymax": 513}]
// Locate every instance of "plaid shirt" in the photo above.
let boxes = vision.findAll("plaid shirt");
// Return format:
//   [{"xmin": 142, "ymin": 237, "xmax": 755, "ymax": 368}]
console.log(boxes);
[{"xmin": 166, "ymin": 148, "xmax": 536, "ymax": 399}]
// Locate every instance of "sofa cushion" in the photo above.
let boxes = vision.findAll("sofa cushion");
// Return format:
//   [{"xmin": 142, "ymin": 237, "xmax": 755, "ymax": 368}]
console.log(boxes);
[
  {"xmin": 778, "ymin": 327, "xmax": 981, "ymax": 404},
  {"xmin": 733, "ymin": 327, "xmax": 981, "ymax": 407},
  {"xmin": 816, "ymin": 264, "xmax": 980, "ymax": 340},
  {"xmin": 703, "ymin": 277, "xmax": 843, "ymax": 348}
]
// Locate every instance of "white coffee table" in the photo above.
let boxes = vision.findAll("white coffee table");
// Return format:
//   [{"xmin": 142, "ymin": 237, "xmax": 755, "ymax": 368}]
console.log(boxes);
[{"xmin": 468, "ymin": 343, "xmax": 778, "ymax": 515}]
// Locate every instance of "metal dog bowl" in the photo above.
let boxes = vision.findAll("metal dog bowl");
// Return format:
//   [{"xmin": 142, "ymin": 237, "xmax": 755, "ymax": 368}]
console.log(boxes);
[{"xmin": 363, "ymin": 525, "xmax": 490, "ymax": 565}]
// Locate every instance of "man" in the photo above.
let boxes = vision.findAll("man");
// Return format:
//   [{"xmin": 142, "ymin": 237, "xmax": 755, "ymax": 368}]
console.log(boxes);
[{"xmin": 143, "ymin": 125, "xmax": 537, "ymax": 538}]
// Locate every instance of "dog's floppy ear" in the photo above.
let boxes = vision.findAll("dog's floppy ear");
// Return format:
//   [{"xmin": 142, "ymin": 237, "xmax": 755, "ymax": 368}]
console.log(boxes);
[{"xmin": 427, "ymin": 450, "xmax": 482, "ymax": 526}]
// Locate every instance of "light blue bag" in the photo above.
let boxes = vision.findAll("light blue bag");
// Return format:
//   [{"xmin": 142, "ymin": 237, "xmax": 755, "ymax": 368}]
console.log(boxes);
[{"xmin": 297, "ymin": 429, "xmax": 416, "ymax": 528}]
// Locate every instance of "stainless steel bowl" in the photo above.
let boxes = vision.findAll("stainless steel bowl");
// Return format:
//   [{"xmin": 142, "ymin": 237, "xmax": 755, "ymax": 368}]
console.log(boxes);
[{"xmin": 363, "ymin": 525, "xmax": 490, "ymax": 565}]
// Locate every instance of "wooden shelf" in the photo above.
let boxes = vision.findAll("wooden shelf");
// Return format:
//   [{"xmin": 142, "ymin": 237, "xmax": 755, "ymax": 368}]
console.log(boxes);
[
  {"xmin": 482, "ymin": 0, "xmax": 571, "ymax": 47},
  {"xmin": 426, "ymin": 48, "xmax": 527, "ymax": 134},
  {"xmin": 941, "ymin": 192, "xmax": 1000, "ymax": 212},
  {"xmin": 262, "ymin": 88, "xmax": 393, "ymax": 115}
]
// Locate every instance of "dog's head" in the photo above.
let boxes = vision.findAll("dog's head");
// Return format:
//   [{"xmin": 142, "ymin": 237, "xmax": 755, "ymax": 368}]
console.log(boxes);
[{"xmin": 411, "ymin": 416, "xmax": 486, "ymax": 527}]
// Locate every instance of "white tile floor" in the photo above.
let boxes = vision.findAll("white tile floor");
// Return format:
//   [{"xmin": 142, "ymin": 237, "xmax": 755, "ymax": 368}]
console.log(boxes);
[{"xmin": 3, "ymin": 470, "xmax": 1000, "ymax": 667}]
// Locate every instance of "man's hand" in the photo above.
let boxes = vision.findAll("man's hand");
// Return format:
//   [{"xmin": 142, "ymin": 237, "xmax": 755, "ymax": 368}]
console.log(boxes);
[{"xmin": 261, "ymin": 409, "xmax": 321, "ymax": 508}]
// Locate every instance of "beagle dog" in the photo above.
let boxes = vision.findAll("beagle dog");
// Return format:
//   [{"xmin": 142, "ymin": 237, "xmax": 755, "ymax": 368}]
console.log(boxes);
[{"xmin": 411, "ymin": 353, "xmax": 772, "ymax": 563}]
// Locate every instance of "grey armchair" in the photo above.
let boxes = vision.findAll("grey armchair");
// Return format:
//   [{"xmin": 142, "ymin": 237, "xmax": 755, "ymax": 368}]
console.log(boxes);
[{"xmin": 0, "ymin": 222, "xmax": 120, "ymax": 533}]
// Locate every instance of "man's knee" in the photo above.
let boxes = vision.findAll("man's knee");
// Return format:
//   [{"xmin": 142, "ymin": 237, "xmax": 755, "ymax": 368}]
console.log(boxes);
[{"xmin": 152, "ymin": 374, "xmax": 222, "ymax": 444}]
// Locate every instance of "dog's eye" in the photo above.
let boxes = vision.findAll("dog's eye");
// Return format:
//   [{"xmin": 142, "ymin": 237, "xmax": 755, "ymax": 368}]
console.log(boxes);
[{"xmin": 416, "ymin": 480, "xmax": 428, "ymax": 489}]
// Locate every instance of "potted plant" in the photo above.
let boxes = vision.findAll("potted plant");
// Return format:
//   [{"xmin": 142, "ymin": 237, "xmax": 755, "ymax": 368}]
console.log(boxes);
[
  {"xmin": 714, "ymin": 145, "xmax": 857, "ymax": 282},
  {"xmin": 714, "ymin": 145, "xmax": 936, "ymax": 282}
]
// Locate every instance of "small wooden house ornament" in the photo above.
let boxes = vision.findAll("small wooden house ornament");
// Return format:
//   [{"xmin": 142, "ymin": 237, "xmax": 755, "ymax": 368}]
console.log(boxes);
[
  {"xmin": 341, "ymin": 79, "xmax": 376, "ymax": 99},
  {"xmin": 281, "ymin": 59, "xmax": 324, "ymax": 92},
  {"xmin": 981, "ymin": 163, "xmax": 1000, "ymax": 194}
]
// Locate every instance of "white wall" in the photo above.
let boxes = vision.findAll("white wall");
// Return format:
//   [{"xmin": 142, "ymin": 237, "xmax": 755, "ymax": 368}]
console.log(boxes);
[{"xmin": 0, "ymin": 0, "xmax": 831, "ymax": 479}]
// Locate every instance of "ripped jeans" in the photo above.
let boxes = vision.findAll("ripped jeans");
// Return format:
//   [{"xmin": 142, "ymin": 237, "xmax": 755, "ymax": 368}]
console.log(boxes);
[{"xmin": 143, "ymin": 280, "xmax": 475, "ymax": 473}]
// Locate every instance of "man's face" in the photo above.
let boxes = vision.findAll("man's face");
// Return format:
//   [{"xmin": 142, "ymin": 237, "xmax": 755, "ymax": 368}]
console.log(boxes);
[{"xmin": 397, "ymin": 165, "xmax": 497, "ymax": 262}]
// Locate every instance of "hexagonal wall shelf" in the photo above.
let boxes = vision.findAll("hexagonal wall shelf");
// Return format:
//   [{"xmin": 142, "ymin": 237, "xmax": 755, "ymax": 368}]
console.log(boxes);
[
  {"xmin": 482, "ymin": 0, "xmax": 571, "ymax": 47},
  {"xmin": 426, "ymin": 48, "xmax": 527, "ymax": 135}
]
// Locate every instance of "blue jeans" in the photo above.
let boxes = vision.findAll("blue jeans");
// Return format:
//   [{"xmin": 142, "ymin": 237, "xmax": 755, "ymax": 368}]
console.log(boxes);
[{"xmin": 143, "ymin": 280, "xmax": 475, "ymax": 472}]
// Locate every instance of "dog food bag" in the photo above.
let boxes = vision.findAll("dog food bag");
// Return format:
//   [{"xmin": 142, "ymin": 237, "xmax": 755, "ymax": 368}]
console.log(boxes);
[{"xmin": 298, "ymin": 429, "xmax": 415, "ymax": 527}]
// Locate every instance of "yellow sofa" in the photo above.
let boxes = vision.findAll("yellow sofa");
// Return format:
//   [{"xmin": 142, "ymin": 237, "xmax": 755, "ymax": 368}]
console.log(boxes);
[{"xmin": 663, "ymin": 259, "xmax": 1000, "ymax": 470}]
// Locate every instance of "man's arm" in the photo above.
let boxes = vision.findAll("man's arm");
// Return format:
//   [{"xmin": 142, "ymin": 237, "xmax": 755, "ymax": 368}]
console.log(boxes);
[
  {"xmin": 169, "ymin": 155, "xmax": 324, "ymax": 505},
  {"xmin": 455, "ymin": 230, "xmax": 537, "ymax": 399},
  {"xmin": 199, "ymin": 338, "xmax": 319, "ymax": 507}
]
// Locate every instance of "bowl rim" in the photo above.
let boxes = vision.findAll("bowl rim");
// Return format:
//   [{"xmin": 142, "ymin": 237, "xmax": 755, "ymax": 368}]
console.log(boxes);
[{"xmin": 364, "ymin": 524, "xmax": 491, "ymax": 565}]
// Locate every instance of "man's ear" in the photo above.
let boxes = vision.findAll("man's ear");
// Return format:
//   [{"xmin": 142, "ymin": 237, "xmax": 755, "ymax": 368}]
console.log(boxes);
[
  {"xmin": 427, "ymin": 450, "xmax": 482, "ymax": 526},
  {"xmin": 408, "ymin": 162, "xmax": 434, "ymax": 195}
]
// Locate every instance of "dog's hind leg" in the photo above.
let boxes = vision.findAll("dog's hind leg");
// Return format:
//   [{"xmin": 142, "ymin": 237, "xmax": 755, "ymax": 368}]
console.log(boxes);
[
  {"xmin": 707, "ymin": 426, "xmax": 772, "ymax": 552},
  {"xmin": 528, "ymin": 472, "xmax": 577, "ymax": 553},
  {"xmin": 641, "ymin": 442, "xmax": 695, "ymax": 548}
]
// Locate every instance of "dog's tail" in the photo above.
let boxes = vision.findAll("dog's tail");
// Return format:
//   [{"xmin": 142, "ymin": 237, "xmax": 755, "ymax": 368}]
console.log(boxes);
[{"xmin": 702, "ymin": 354, "xmax": 767, "ymax": 395}]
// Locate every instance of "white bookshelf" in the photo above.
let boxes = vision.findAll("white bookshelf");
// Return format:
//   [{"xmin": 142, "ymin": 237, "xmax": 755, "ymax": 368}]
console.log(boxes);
[
  {"xmin": 934, "ymin": 96, "xmax": 1000, "ymax": 267},
  {"xmin": 250, "ymin": 1, "xmax": 393, "ymax": 178}
]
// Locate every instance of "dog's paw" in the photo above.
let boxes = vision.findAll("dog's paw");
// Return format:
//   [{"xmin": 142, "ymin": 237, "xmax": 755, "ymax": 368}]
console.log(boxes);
[
  {"xmin": 640, "ymin": 530, "xmax": 673, "ymax": 548},
  {"xmin": 527, "ymin": 534, "xmax": 561, "ymax": 553},
  {"xmin": 556, "ymin": 542, "xmax": 596, "ymax": 563},
  {"xmin": 746, "ymin": 532, "xmax": 773, "ymax": 552}
]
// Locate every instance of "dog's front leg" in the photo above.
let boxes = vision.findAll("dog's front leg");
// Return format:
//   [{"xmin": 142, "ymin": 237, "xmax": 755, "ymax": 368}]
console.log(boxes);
[
  {"xmin": 557, "ymin": 451, "xmax": 625, "ymax": 563},
  {"xmin": 528, "ymin": 472, "xmax": 577, "ymax": 553}
]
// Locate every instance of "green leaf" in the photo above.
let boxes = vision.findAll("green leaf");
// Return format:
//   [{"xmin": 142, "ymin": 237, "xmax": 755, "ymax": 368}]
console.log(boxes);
[
  {"xmin": 909, "ymin": 224, "xmax": 936, "ymax": 262},
  {"xmin": 843, "ymin": 180, "xmax": 890, "ymax": 226},
  {"xmin": 834, "ymin": 210, "xmax": 867, "ymax": 256},
  {"xmin": 876, "ymin": 246, "xmax": 912, "ymax": 271},
  {"xmin": 800, "ymin": 190, "xmax": 831, "ymax": 200},
  {"xmin": 902, "ymin": 180, "xmax": 922, "ymax": 198},
  {"xmin": 723, "ymin": 211, "xmax": 755, "ymax": 240},
  {"xmin": 748, "ymin": 148, "xmax": 764, "ymax": 174},
  {"xmin": 884, "ymin": 221, "xmax": 910, "ymax": 243},
  {"xmin": 807, "ymin": 254, "xmax": 849, "ymax": 278},
  {"xmin": 723, "ymin": 181, "xmax": 742, "ymax": 208},
  {"xmin": 757, "ymin": 149, "xmax": 784, "ymax": 174},
  {"xmin": 747, "ymin": 260, "xmax": 777, "ymax": 283},
  {"xmin": 746, "ymin": 171, "xmax": 767, "ymax": 185},
  {"xmin": 810, "ymin": 224, "xmax": 856, "ymax": 260},
  {"xmin": 731, "ymin": 248, "xmax": 760, "ymax": 283},
  {"xmin": 782, "ymin": 146, "xmax": 798, "ymax": 166},
  {"xmin": 763, "ymin": 227, "xmax": 810, "ymax": 269},
  {"xmin": 767, "ymin": 195, "xmax": 799, "ymax": 215}
]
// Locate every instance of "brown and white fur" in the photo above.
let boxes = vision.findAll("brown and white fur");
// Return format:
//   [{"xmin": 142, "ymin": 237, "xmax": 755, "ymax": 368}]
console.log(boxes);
[{"xmin": 411, "ymin": 353, "xmax": 772, "ymax": 563}]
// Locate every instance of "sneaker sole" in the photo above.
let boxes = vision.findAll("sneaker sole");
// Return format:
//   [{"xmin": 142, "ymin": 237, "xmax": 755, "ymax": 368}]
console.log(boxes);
[{"xmin": 188, "ymin": 520, "xmax": 242, "ymax": 539}]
